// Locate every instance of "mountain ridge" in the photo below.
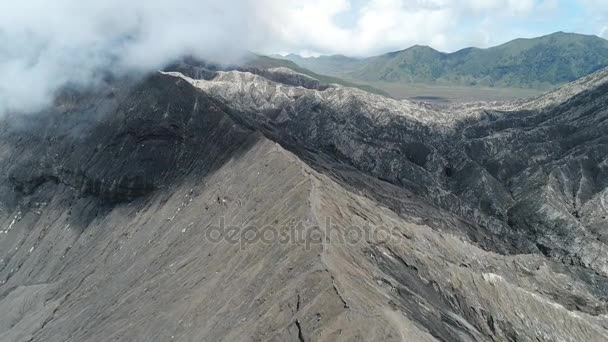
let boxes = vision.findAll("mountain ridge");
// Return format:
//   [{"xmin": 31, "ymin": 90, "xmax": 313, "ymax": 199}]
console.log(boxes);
[
  {"xmin": 280, "ymin": 32, "xmax": 608, "ymax": 89},
  {"xmin": 0, "ymin": 62, "xmax": 606, "ymax": 341},
  {"xmin": 243, "ymin": 55, "xmax": 389, "ymax": 96}
]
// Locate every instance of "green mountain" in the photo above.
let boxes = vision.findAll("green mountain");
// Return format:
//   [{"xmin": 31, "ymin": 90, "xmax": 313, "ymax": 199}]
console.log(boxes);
[
  {"xmin": 278, "ymin": 54, "xmax": 363, "ymax": 75},
  {"xmin": 244, "ymin": 55, "xmax": 389, "ymax": 96},
  {"xmin": 283, "ymin": 32, "xmax": 608, "ymax": 89}
]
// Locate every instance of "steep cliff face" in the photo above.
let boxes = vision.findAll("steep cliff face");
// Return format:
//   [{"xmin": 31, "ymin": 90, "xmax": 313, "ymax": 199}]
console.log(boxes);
[
  {"xmin": 167, "ymin": 66, "xmax": 608, "ymax": 273},
  {"xmin": 4, "ymin": 74, "xmax": 256, "ymax": 203},
  {"xmin": 0, "ymin": 64, "xmax": 606, "ymax": 341}
]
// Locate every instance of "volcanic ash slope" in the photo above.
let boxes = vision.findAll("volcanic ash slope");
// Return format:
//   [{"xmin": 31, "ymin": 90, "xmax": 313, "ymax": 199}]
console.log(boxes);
[{"xmin": 0, "ymin": 66, "xmax": 606, "ymax": 341}]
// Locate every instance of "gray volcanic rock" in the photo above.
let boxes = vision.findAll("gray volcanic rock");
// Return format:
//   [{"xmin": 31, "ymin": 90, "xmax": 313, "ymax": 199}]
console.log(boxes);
[
  {"xmin": 0, "ymin": 63, "xmax": 607, "ymax": 341},
  {"xmin": 166, "ymin": 66, "xmax": 608, "ymax": 268}
]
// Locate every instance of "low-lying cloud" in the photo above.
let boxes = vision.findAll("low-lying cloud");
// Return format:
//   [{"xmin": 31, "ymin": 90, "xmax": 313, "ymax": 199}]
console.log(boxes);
[
  {"xmin": 0, "ymin": 0, "xmax": 604, "ymax": 115},
  {"xmin": 0, "ymin": 0, "xmax": 267, "ymax": 115}
]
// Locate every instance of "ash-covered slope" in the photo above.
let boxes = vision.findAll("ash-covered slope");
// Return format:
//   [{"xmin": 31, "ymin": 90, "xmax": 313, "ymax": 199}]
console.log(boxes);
[
  {"xmin": 166, "ymin": 65, "xmax": 608, "ymax": 272},
  {"xmin": 0, "ymin": 64, "xmax": 607, "ymax": 341}
]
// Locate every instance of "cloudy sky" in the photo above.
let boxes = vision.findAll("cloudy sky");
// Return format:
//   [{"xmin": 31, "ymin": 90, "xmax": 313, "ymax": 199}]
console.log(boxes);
[
  {"xmin": 0, "ymin": 0, "xmax": 605, "ymax": 114},
  {"xmin": 264, "ymin": 0, "xmax": 604, "ymax": 56}
]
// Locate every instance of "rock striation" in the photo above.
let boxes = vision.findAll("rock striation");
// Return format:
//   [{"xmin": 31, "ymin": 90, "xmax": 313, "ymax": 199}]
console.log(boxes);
[{"xmin": 0, "ymin": 61, "xmax": 606, "ymax": 341}]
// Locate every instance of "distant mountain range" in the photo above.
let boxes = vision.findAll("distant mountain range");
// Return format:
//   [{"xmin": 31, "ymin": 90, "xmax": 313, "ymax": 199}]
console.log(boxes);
[
  {"xmin": 279, "ymin": 32, "xmax": 608, "ymax": 89},
  {"xmin": 279, "ymin": 54, "xmax": 362, "ymax": 76},
  {"xmin": 243, "ymin": 55, "xmax": 389, "ymax": 96}
]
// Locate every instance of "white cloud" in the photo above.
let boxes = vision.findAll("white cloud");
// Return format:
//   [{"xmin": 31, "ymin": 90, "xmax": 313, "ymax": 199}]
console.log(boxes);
[
  {"xmin": 578, "ymin": 0, "xmax": 608, "ymax": 38},
  {"xmin": 0, "ymin": 0, "xmax": 591, "ymax": 115},
  {"xmin": 0, "ymin": 0, "xmax": 265, "ymax": 114},
  {"xmin": 256, "ymin": 0, "xmax": 560, "ymax": 56}
]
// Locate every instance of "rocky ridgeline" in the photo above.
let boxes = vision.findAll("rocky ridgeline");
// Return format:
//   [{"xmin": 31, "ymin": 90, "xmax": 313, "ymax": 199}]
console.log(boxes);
[
  {"xmin": 167, "ymin": 65, "xmax": 608, "ymax": 275},
  {"xmin": 0, "ymin": 62, "xmax": 606, "ymax": 341}
]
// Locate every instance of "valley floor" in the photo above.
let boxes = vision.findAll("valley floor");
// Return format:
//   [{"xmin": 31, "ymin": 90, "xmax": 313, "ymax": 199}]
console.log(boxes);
[{"xmin": 341, "ymin": 79, "xmax": 545, "ymax": 103}]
